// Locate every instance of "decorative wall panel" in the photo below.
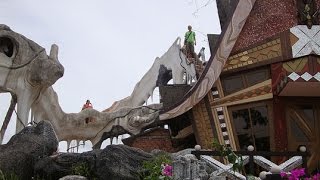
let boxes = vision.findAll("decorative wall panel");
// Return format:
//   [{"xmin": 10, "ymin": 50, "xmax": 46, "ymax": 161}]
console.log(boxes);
[
  {"xmin": 224, "ymin": 39, "xmax": 281, "ymax": 71},
  {"xmin": 290, "ymin": 25, "xmax": 320, "ymax": 58}
]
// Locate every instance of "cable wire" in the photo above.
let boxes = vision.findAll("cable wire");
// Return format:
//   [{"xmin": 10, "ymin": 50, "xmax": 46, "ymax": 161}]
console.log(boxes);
[
  {"xmin": 192, "ymin": 0, "xmax": 215, "ymax": 17},
  {"xmin": 0, "ymin": 48, "xmax": 45, "ymax": 70}
]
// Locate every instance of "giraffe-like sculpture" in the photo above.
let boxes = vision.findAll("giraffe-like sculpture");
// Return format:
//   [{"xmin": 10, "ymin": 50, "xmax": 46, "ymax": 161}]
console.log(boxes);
[{"xmin": 0, "ymin": 24, "xmax": 161, "ymax": 148}]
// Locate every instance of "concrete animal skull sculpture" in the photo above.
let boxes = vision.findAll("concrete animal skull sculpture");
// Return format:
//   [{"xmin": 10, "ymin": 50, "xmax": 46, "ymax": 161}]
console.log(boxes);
[
  {"xmin": 0, "ymin": 24, "xmax": 161, "ymax": 148},
  {"xmin": 0, "ymin": 24, "xmax": 64, "ymax": 133}
]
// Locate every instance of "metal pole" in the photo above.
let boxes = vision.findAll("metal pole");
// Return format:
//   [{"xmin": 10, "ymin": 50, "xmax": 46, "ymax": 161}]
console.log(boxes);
[{"xmin": 249, "ymin": 151, "xmax": 254, "ymax": 175}]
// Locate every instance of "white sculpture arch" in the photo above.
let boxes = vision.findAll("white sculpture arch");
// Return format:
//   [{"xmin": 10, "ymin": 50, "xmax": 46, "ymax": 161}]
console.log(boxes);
[{"xmin": 104, "ymin": 37, "xmax": 196, "ymax": 112}]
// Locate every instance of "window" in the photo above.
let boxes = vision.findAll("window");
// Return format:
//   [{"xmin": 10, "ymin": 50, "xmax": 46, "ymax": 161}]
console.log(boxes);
[
  {"xmin": 222, "ymin": 75, "xmax": 244, "ymax": 94},
  {"xmin": 288, "ymin": 104, "xmax": 316, "ymax": 142},
  {"xmin": 231, "ymin": 105, "xmax": 270, "ymax": 151},
  {"xmin": 300, "ymin": 105, "xmax": 315, "ymax": 128},
  {"xmin": 246, "ymin": 70, "xmax": 269, "ymax": 86},
  {"xmin": 221, "ymin": 67, "xmax": 270, "ymax": 95},
  {"xmin": 290, "ymin": 120, "xmax": 308, "ymax": 142}
]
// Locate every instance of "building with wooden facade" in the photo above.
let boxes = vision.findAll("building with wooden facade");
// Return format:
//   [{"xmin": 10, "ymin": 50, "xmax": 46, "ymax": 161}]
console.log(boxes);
[{"xmin": 123, "ymin": 0, "xmax": 320, "ymax": 171}]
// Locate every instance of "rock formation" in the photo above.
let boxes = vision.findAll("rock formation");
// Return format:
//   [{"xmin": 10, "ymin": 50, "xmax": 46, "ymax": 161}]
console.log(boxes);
[
  {"xmin": 35, "ymin": 145, "xmax": 153, "ymax": 180},
  {"xmin": 0, "ymin": 121, "xmax": 58, "ymax": 179},
  {"xmin": 0, "ymin": 122, "xmax": 154, "ymax": 180}
]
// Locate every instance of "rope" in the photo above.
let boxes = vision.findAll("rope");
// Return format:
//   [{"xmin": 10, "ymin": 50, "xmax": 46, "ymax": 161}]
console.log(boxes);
[
  {"xmin": 0, "ymin": 48, "xmax": 45, "ymax": 134},
  {"xmin": 193, "ymin": 29, "xmax": 210, "ymax": 43},
  {"xmin": 0, "ymin": 48, "xmax": 45, "ymax": 70},
  {"xmin": 0, "ymin": 92, "xmax": 17, "ymax": 142}
]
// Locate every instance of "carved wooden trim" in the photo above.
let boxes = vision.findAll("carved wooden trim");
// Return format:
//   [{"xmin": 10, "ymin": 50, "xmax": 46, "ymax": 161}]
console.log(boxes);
[
  {"xmin": 212, "ymin": 106, "xmax": 225, "ymax": 146},
  {"xmin": 222, "ymin": 106, "xmax": 237, "ymax": 149},
  {"xmin": 212, "ymin": 79, "xmax": 272, "ymax": 107},
  {"xmin": 216, "ymin": 78, "xmax": 225, "ymax": 98},
  {"xmin": 280, "ymin": 30, "xmax": 293, "ymax": 60},
  {"xmin": 211, "ymin": 80, "xmax": 237, "ymax": 149},
  {"xmin": 204, "ymin": 95, "xmax": 219, "ymax": 140},
  {"xmin": 282, "ymin": 57, "xmax": 308, "ymax": 72},
  {"xmin": 214, "ymin": 93, "xmax": 273, "ymax": 108},
  {"xmin": 190, "ymin": 99, "xmax": 215, "ymax": 148},
  {"xmin": 223, "ymin": 39, "xmax": 281, "ymax": 72}
]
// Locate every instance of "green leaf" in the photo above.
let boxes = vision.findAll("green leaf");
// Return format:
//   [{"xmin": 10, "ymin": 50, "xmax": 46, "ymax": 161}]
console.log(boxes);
[{"xmin": 227, "ymin": 154, "xmax": 236, "ymax": 163}]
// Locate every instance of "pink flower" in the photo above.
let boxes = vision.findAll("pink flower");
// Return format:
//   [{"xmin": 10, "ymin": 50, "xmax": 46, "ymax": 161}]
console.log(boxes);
[
  {"xmin": 280, "ymin": 171, "xmax": 288, "ymax": 178},
  {"xmin": 286, "ymin": 168, "xmax": 305, "ymax": 180},
  {"xmin": 162, "ymin": 164, "xmax": 173, "ymax": 177},
  {"xmin": 311, "ymin": 173, "xmax": 320, "ymax": 180},
  {"xmin": 280, "ymin": 168, "xmax": 318, "ymax": 180}
]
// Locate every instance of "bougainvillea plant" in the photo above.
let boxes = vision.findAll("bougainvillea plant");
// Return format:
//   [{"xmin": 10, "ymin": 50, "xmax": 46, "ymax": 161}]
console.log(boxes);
[
  {"xmin": 140, "ymin": 153, "xmax": 172, "ymax": 180},
  {"xmin": 280, "ymin": 168, "xmax": 320, "ymax": 180},
  {"xmin": 161, "ymin": 164, "xmax": 173, "ymax": 177}
]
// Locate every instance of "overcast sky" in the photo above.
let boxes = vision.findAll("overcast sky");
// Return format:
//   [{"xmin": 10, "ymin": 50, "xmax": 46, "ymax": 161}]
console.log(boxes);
[{"xmin": 0, "ymin": 0, "xmax": 220, "ymax": 150}]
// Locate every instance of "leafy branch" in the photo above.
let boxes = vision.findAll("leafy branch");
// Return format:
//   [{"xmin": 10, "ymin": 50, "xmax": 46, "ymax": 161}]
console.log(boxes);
[
  {"xmin": 139, "ymin": 153, "xmax": 172, "ymax": 180},
  {"xmin": 212, "ymin": 139, "xmax": 244, "ymax": 173}
]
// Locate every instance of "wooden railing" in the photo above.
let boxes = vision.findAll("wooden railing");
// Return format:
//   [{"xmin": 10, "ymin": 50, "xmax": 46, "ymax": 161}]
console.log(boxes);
[{"xmin": 191, "ymin": 149, "xmax": 310, "ymax": 176}]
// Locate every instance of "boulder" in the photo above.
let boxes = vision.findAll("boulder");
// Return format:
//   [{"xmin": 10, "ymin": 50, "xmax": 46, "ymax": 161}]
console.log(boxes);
[
  {"xmin": 95, "ymin": 145, "xmax": 152, "ymax": 180},
  {"xmin": 34, "ymin": 151, "xmax": 97, "ymax": 180},
  {"xmin": 35, "ymin": 145, "xmax": 153, "ymax": 180},
  {"xmin": 0, "ymin": 121, "xmax": 58, "ymax": 179},
  {"xmin": 173, "ymin": 153, "xmax": 208, "ymax": 180}
]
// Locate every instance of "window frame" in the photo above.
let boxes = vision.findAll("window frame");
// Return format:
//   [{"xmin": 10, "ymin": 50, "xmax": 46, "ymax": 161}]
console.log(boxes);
[
  {"xmin": 221, "ymin": 67, "xmax": 270, "ymax": 95},
  {"xmin": 228, "ymin": 101, "xmax": 274, "ymax": 151}
]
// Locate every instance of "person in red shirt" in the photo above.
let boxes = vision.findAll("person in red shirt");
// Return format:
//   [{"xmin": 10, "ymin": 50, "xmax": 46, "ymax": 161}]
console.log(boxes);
[
  {"xmin": 82, "ymin": 100, "xmax": 93, "ymax": 124},
  {"xmin": 82, "ymin": 100, "xmax": 93, "ymax": 110}
]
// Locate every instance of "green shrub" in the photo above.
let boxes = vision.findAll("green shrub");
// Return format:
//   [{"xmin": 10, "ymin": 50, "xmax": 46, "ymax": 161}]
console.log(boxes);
[
  {"xmin": 140, "ymin": 153, "xmax": 172, "ymax": 180},
  {"xmin": 71, "ymin": 162, "xmax": 96, "ymax": 179},
  {"xmin": 0, "ymin": 170, "xmax": 19, "ymax": 180}
]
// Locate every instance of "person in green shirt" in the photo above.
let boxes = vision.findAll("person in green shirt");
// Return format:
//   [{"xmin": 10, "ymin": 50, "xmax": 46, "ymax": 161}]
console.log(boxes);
[{"xmin": 184, "ymin": 25, "xmax": 196, "ymax": 58}]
